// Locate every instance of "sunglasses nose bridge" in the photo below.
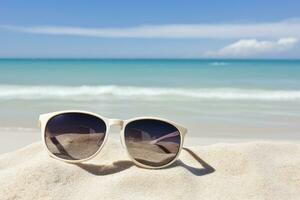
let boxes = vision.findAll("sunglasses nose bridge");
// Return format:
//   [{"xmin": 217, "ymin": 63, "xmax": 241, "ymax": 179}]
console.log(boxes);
[{"xmin": 108, "ymin": 118, "xmax": 124, "ymax": 127}]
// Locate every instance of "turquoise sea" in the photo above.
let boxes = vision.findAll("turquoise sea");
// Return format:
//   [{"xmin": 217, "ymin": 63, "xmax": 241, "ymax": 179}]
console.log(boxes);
[
  {"xmin": 1, "ymin": 59, "xmax": 300, "ymax": 89},
  {"xmin": 0, "ymin": 59, "xmax": 300, "ymax": 140}
]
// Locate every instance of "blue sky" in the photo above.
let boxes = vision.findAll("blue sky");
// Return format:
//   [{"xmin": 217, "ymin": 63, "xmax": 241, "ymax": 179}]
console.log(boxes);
[{"xmin": 1, "ymin": 0, "xmax": 300, "ymax": 58}]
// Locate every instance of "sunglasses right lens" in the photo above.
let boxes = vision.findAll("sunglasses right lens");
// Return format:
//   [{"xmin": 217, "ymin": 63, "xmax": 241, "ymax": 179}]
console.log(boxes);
[
  {"xmin": 124, "ymin": 119, "xmax": 181, "ymax": 167},
  {"xmin": 44, "ymin": 113, "xmax": 107, "ymax": 160}
]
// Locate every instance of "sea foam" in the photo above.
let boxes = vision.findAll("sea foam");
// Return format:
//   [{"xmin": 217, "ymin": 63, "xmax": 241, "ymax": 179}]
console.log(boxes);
[{"xmin": 0, "ymin": 85, "xmax": 300, "ymax": 101}]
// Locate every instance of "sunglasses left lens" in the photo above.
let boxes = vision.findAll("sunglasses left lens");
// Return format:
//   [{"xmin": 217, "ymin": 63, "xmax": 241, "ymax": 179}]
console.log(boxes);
[
  {"xmin": 124, "ymin": 119, "xmax": 181, "ymax": 167},
  {"xmin": 45, "ymin": 113, "xmax": 107, "ymax": 160}
]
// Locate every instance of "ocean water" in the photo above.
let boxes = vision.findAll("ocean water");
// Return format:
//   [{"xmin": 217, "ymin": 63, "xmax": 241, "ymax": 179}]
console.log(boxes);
[{"xmin": 0, "ymin": 59, "xmax": 300, "ymax": 139}]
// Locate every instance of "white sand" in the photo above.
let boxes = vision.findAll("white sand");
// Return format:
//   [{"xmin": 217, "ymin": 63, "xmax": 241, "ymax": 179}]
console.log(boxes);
[
  {"xmin": 0, "ymin": 129, "xmax": 40, "ymax": 154},
  {"xmin": 0, "ymin": 138, "xmax": 300, "ymax": 200}
]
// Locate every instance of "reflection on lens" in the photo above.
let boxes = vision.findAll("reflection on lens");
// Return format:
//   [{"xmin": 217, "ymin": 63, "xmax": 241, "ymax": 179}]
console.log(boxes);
[
  {"xmin": 45, "ymin": 113, "xmax": 107, "ymax": 160},
  {"xmin": 124, "ymin": 119, "xmax": 181, "ymax": 167}
]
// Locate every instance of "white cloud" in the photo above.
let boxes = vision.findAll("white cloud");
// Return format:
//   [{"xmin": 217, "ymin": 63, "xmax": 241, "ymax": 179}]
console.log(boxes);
[
  {"xmin": 1, "ymin": 19, "xmax": 300, "ymax": 39},
  {"xmin": 205, "ymin": 37, "xmax": 299, "ymax": 57}
]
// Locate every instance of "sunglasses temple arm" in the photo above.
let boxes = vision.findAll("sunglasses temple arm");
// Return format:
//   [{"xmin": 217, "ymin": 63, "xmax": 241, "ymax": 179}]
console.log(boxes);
[
  {"xmin": 49, "ymin": 137, "xmax": 75, "ymax": 159},
  {"xmin": 150, "ymin": 131, "xmax": 180, "ymax": 145}
]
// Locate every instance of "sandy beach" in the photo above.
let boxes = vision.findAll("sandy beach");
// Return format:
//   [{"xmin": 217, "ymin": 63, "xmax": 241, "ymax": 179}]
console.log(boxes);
[
  {"xmin": 0, "ymin": 60, "xmax": 300, "ymax": 199},
  {"xmin": 0, "ymin": 137, "xmax": 300, "ymax": 200}
]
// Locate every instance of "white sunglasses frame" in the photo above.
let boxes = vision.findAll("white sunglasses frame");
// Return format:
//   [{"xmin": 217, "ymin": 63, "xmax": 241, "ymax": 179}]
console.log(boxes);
[{"xmin": 39, "ymin": 110, "xmax": 188, "ymax": 169}]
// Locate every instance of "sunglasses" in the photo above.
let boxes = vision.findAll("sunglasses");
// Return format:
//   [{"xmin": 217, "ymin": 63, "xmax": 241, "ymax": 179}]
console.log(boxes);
[{"xmin": 39, "ymin": 110, "xmax": 187, "ymax": 169}]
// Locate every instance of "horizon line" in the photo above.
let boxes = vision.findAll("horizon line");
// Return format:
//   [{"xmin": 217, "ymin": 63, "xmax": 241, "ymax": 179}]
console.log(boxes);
[{"xmin": 1, "ymin": 57, "xmax": 300, "ymax": 60}]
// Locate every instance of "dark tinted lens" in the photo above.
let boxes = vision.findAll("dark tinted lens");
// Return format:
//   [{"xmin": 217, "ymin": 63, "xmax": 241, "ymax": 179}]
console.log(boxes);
[
  {"xmin": 124, "ymin": 119, "xmax": 181, "ymax": 167},
  {"xmin": 45, "ymin": 113, "xmax": 107, "ymax": 160}
]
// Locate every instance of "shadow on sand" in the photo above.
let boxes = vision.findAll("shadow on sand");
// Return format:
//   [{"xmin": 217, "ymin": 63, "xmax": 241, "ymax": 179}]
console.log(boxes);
[{"xmin": 74, "ymin": 147, "xmax": 215, "ymax": 176}]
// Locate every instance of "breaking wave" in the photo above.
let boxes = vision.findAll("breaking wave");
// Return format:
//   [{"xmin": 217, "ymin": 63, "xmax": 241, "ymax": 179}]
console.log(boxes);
[{"xmin": 0, "ymin": 85, "xmax": 300, "ymax": 101}]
